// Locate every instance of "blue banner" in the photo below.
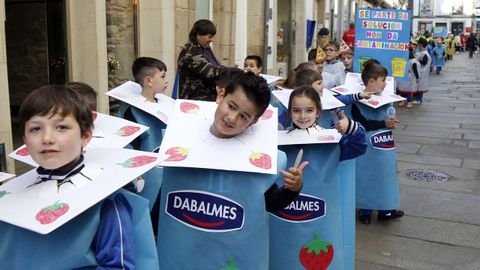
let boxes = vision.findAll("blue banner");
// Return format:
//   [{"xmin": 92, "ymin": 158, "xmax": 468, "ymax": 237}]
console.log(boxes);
[
  {"xmin": 433, "ymin": 27, "xmax": 448, "ymax": 38},
  {"xmin": 354, "ymin": 8, "xmax": 412, "ymax": 81}
]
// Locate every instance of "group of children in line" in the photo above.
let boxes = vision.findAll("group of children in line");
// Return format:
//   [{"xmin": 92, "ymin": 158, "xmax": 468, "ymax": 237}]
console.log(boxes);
[{"xmin": 1, "ymin": 38, "xmax": 409, "ymax": 269}]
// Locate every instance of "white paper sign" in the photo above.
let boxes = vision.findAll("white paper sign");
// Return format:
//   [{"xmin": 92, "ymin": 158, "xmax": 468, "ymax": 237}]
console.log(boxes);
[
  {"xmin": 331, "ymin": 72, "xmax": 395, "ymax": 95},
  {"xmin": 278, "ymin": 127, "xmax": 342, "ymax": 145},
  {"xmin": 106, "ymin": 81, "xmax": 174, "ymax": 124},
  {"xmin": 0, "ymin": 148, "xmax": 166, "ymax": 234},
  {"xmin": 0, "ymin": 172, "xmax": 15, "ymax": 183},
  {"xmin": 272, "ymin": 88, "xmax": 345, "ymax": 111},
  {"xmin": 260, "ymin": 74, "xmax": 283, "ymax": 84},
  {"xmin": 9, "ymin": 113, "xmax": 149, "ymax": 167},
  {"xmin": 358, "ymin": 92, "xmax": 406, "ymax": 109},
  {"xmin": 158, "ymin": 100, "xmax": 278, "ymax": 174}
]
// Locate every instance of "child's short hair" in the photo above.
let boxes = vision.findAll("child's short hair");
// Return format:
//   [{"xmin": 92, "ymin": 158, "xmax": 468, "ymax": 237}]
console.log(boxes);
[
  {"xmin": 342, "ymin": 46, "xmax": 354, "ymax": 56},
  {"xmin": 295, "ymin": 69, "xmax": 323, "ymax": 88},
  {"xmin": 224, "ymin": 72, "xmax": 270, "ymax": 119},
  {"xmin": 288, "ymin": 86, "xmax": 322, "ymax": 115},
  {"xmin": 318, "ymin": 28, "xmax": 330, "ymax": 37},
  {"xmin": 417, "ymin": 38, "xmax": 428, "ymax": 47},
  {"xmin": 189, "ymin": 19, "xmax": 217, "ymax": 42},
  {"xmin": 19, "ymin": 85, "xmax": 93, "ymax": 138},
  {"xmin": 132, "ymin": 57, "xmax": 167, "ymax": 87},
  {"xmin": 361, "ymin": 59, "xmax": 388, "ymax": 85},
  {"xmin": 245, "ymin": 55, "xmax": 263, "ymax": 68},
  {"xmin": 324, "ymin": 41, "xmax": 340, "ymax": 50},
  {"xmin": 295, "ymin": 61, "xmax": 317, "ymax": 72},
  {"xmin": 216, "ymin": 67, "xmax": 244, "ymax": 89},
  {"xmin": 307, "ymin": 49, "xmax": 317, "ymax": 61},
  {"xmin": 66, "ymin": 82, "xmax": 97, "ymax": 111}
]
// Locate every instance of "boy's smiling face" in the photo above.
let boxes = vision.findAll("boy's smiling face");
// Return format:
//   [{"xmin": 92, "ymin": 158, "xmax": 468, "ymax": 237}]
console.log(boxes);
[
  {"xmin": 211, "ymin": 87, "xmax": 259, "ymax": 139},
  {"xmin": 24, "ymin": 112, "xmax": 92, "ymax": 169},
  {"xmin": 243, "ymin": 59, "xmax": 262, "ymax": 75}
]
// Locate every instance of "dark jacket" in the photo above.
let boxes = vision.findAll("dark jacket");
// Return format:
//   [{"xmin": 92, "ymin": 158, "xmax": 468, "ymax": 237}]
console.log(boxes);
[{"xmin": 177, "ymin": 41, "xmax": 222, "ymax": 101}]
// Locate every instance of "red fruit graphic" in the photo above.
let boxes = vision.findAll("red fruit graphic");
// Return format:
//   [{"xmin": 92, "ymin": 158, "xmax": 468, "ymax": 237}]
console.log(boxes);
[
  {"xmin": 299, "ymin": 235, "xmax": 334, "ymax": 270},
  {"xmin": 115, "ymin": 125, "xmax": 141, "ymax": 136},
  {"xmin": 220, "ymin": 259, "xmax": 239, "ymax": 270},
  {"xmin": 368, "ymin": 100, "xmax": 379, "ymax": 106},
  {"xmin": 261, "ymin": 109, "xmax": 273, "ymax": 120},
  {"xmin": 180, "ymin": 102, "xmax": 199, "ymax": 113},
  {"xmin": 35, "ymin": 201, "xmax": 70, "ymax": 225},
  {"xmin": 249, "ymin": 152, "xmax": 272, "ymax": 170},
  {"xmin": 165, "ymin": 147, "xmax": 189, "ymax": 162},
  {"xmin": 335, "ymin": 87, "xmax": 346, "ymax": 92},
  {"xmin": 16, "ymin": 147, "xmax": 30, "ymax": 156},
  {"xmin": 318, "ymin": 135, "xmax": 335, "ymax": 141},
  {"xmin": 117, "ymin": 155, "xmax": 157, "ymax": 168}
]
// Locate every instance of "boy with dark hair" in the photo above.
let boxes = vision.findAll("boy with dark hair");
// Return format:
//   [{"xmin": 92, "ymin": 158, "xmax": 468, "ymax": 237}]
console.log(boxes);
[
  {"xmin": 352, "ymin": 60, "xmax": 403, "ymax": 225},
  {"xmin": 0, "ymin": 85, "xmax": 158, "ymax": 269},
  {"xmin": 215, "ymin": 67, "xmax": 244, "ymax": 98},
  {"xmin": 243, "ymin": 55, "xmax": 263, "ymax": 75},
  {"xmin": 157, "ymin": 72, "xmax": 308, "ymax": 269},
  {"xmin": 322, "ymin": 41, "xmax": 345, "ymax": 87},
  {"xmin": 117, "ymin": 57, "xmax": 168, "ymax": 223},
  {"xmin": 66, "ymin": 82, "xmax": 97, "ymax": 111}
]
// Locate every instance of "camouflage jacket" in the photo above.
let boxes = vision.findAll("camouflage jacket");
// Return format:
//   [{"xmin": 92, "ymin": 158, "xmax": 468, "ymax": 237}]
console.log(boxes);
[{"xmin": 177, "ymin": 41, "xmax": 222, "ymax": 101}]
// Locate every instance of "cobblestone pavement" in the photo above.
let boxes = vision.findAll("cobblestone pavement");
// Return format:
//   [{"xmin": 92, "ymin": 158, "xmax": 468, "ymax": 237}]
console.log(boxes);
[{"xmin": 356, "ymin": 51, "xmax": 480, "ymax": 270}]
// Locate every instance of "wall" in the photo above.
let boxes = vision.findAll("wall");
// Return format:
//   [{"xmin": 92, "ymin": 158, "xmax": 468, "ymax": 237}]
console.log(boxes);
[
  {"xmin": 106, "ymin": 0, "xmax": 135, "ymax": 88},
  {"xmin": 212, "ymin": 0, "xmax": 236, "ymax": 67},
  {"xmin": 247, "ymin": 0, "xmax": 265, "ymax": 57},
  {"xmin": 175, "ymin": 0, "xmax": 197, "ymax": 60}
]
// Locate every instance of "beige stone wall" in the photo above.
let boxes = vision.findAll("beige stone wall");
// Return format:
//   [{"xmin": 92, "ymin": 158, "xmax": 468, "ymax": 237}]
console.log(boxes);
[
  {"xmin": 5, "ymin": 3, "xmax": 49, "ymax": 108},
  {"xmin": 0, "ymin": 0, "xmax": 14, "ymax": 173},
  {"xmin": 212, "ymin": 0, "xmax": 236, "ymax": 67},
  {"xmin": 247, "ymin": 0, "xmax": 265, "ymax": 57},
  {"xmin": 106, "ymin": 0, "xmax": 135, "ymax": 88},
  {"xmin": 175, "ymin": 0, "xmax": 196, "ymax": 61}
]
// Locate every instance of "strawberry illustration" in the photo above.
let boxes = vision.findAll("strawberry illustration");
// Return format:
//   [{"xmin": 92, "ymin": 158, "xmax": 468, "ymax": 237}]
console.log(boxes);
[
  {"xmin": 260, "ymin": 109, "xmax": 273, "ymax": 120},
  {"xmin": 115, "ymin": 125, "xmax": 141, "ymax": 136},
  {"xmin": 318, "ymin": 135, "xmax": 335, "ymax": 141},
  {"xmin": 165, "ymin": 147, "xmax": 189, "ymax": 162},
  {"xmin": 117, "ymin": 155, "xmax": 157, "ymax": 168},
  {"xmin": 180, "ymin": 102, "xmax": 199, "ymax": 114},
  {"xmin": 299, "ymin": 235, "xmax": 334, "ymax": 270},
  {"xmin": 368, "ymin": 100, "xmax": 379, "ymax": 106},
  {"xmin": 0, "ymin": 190, "xmax": 10, "ymax": 199},
  {"xmin": 35, "ymin": 201, "xmax": 70, "ymax": 225},
  {"xmin": 220, "ymin": 259, "xmax": 239, "ymax": 270},
  {"xmin": 249, "ymin": 151, "xmax": 272, "ymax": 169},
  {"xmin": 335, "ymin": 87, "xmax": 346, "ymax": 92},
  {"xmin": 16, "ymin": 147, "xmax": 30, "ymax": 156}
]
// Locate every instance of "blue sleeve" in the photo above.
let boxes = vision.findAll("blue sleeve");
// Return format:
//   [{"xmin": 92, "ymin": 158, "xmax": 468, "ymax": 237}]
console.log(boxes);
[
  {"xmin": 335, "ymin": 93, "xmax": 362, "ymax": 106},
  {"xmin": 339, "ymin": 123, "xmax": 367, "ymax": 161},
  {"xmin": 95, "ymin": 193, "xmax": 135, "ymax": 270}
]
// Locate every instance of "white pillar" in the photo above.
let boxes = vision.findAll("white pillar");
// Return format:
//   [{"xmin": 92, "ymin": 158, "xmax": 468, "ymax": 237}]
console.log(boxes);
[
  {"xmin": 66, "ymin": 0, "xmax": 109, "ymax": 114},
  {"xmin": 137, "ymin": 0, "xmax": 176, "ymax": 97},
  {"xmin": 235, "ymin": 0, "xmax": 248, "ymax": 68},
  {"xmin": 0, "ymin": 0, "xmax": 14, "ymax": 173}
]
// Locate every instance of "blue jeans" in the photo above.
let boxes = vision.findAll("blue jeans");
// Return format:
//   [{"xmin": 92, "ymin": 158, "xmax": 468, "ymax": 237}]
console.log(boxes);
[
  {"xmin": 413, "ymin": 93, "xmax": 423, "ymax": 102},
  {"xmin": 400, "ymin": 93, "xmax": 413, "ymax": 102}
]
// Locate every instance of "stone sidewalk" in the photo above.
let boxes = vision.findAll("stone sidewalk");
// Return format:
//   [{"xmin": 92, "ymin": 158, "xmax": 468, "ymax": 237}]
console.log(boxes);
[{"xmin": 355, "ymin": 51, "xmax": 480, "ymax": 270}]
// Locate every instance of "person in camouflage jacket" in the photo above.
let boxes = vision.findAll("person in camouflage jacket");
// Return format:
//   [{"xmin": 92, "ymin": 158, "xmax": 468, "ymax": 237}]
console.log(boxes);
[{"xmin": 178, "ymin": 19, "xmax": 223, "ymax": 101}]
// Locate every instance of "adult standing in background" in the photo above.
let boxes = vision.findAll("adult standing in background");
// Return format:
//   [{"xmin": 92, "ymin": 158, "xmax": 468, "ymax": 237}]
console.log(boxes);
[
  {"xmin": 317, "ymin": 27, "xmax": 330, "ymax": 49},
  {"xmin": 342, "ymin": 22, "xmax": 356, "ymax": 46},
  {"xmin": 466, "ymin": 32, "xmax": 477, "ymax": 59},
  {"xmin": 177, "ymin": 19, "xmax": 223, "ymax": 101}
]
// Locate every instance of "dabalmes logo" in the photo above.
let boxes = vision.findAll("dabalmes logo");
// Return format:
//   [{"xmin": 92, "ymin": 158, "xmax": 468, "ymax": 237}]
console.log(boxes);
[
  {"xmin": 166, "ymin": 190, "xmax": 245, "ymax": 232},
  {"xmin": 271, "ymin": 194, "xmax": 326, "ymax": 223},
  {"xmin": 370, "ymin": 130, "xmax": 395, "ymax": 150}
]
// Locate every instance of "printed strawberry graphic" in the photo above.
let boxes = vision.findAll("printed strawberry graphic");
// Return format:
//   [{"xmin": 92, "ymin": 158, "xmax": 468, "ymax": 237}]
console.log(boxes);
[
  {"xmin": 180, "ymin": 101, "xmax": 199, "ymax": 114},
  {"xmin": 220, "ymin": 259, "xmax": 239, "ymax": 270},
  {"xmin": 0, "ymin": 190, "xmax": 11, "ymax": 199},
  {"xmin": 260, "ymin": 109, "xmax": 273, "ymax": 120},
  {"xmin": 318, "ymin": 135, "xmax": 335, "ymax": 141},
  {"xmin": 249, "ymin": 151, "xmax": 272, "ymax": 170},
  {"xmin": 16, "ymin": 147, "xmax": 30, "ymax": 156},
  {"xmin": 115, "ymin": 125, "xmax": 141, "ymax": 136},
  {"xmin": 335, "ymin": 87, "xmax": 346, "ymax": 92},
  {"xmin": 299, "ymin": 235, "xmax": 334, "ymax": 270},
  {"xmin": 117, "ymin": 155, "xmax": 158, "ymax": 168},
  {"xmin": 368, "ymin": 100, "xmax": 379, "ymax": 106},
  {"xmin": 35, "ymin": 201, "xmax": 70, "ymax": 225},
  {"xmin": 165, "ymin": 147, "xmax": 189, "ymax": 162}
]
